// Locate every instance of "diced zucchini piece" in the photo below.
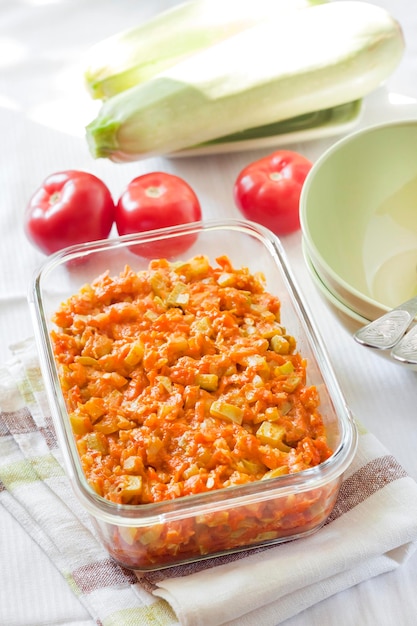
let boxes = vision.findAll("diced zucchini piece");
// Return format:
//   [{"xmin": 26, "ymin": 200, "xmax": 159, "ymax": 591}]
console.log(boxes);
[
  {"xmin": 166, "ymin": 282, "xmax": 190, "ymax": 308},
  {"xmin": 270, "ymin": 334, "xmax": 290, "ymax": 355},
  {"xmin": 210, "ymin": 400, "xmax": 244, "ymax": 425},
  {"xmin": 124, "ymin": 340, "xmax": 144, "ymax": 366},
  {"xmin": 256, "ymin": 421, "xmax": 291, "ymax": 451},
  {"xmin": 196, "ymin": 373, "xmax": 219, "ymax": 391}
]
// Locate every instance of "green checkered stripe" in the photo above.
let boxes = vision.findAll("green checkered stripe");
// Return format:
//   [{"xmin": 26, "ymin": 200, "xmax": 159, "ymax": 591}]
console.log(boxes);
[{"xmin": 0, "ymin": 339, "xmax": 178, "ymax": 626}]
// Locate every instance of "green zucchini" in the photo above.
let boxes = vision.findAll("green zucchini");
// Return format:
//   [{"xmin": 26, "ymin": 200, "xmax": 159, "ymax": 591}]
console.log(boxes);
[
  {"xmin": 86, "ymin": 1, "xmax": 404, "ymax": 162},
  {"xmin": 195, "ymin": 100, "xmax": 362, "ymax": 146},
  {"xmin": 85, "ymin": 0, "xmax": 326, "ymax": 100}
]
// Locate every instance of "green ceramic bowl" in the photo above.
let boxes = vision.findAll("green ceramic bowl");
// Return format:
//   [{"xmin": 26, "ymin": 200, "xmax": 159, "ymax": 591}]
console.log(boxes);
[{"xmin": 300, "ymin": 120, "xmax": 417, "ymax": 322}]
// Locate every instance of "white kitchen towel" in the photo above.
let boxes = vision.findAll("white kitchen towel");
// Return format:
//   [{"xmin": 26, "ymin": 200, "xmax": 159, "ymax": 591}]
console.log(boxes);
[
  {"xmin": 0, "ymin": 339, "xmax": 178, "ymax": 626},
  {"xmin": 1, "ymin": 337, "xmax": 417, "ymax": 626},
  {"xmin": 146, "ymin": 437, "xmax": 417, "ymax": 625}
]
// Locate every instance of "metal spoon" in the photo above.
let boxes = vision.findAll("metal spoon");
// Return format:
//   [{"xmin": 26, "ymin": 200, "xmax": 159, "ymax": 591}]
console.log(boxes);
[
  {"xmin": 391, "ymin": 323, "xmax": 417, "ymax": 365},
  {"xmin": 353, "ymin": 294, "xmax": 417, "ymax": 351}
]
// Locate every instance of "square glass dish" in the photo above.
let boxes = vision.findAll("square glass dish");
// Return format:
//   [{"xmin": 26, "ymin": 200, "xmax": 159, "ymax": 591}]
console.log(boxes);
[{"xmin": 29, "ymin": 219, "xmax": 357, "ymax": 571}]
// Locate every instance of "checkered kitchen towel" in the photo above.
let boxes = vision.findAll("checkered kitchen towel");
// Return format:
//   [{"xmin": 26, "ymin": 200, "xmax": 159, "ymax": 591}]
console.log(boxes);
[{"xmin": 1, "ymin": 338, "xmax": 417, "ymax": 626}]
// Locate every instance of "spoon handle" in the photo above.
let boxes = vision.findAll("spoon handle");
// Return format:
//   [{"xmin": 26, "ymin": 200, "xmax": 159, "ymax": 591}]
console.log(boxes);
[
  {"xmin": 391, "ymin": 324, "xmax": 417, "ymax": 364},
  {"xmin": 354, "ymin": 295, "xmax": 417, "ymax": 350}
]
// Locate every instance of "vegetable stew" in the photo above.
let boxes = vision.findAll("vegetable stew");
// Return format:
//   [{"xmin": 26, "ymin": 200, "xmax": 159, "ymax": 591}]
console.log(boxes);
[{"xmin": 51, "ymin": 255, "xmax": 337, "ymax": 567}]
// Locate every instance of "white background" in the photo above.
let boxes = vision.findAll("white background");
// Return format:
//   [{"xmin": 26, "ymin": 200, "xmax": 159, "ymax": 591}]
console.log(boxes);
[{"xmin": 0, "ymin": 1, "xmax": 416, "ymax": 624}]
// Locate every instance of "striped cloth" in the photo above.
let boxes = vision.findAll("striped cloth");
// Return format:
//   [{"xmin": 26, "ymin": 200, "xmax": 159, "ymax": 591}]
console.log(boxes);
[
  {"xmin": 0, "ymin": 339, "xmax": 178, "ymax": 626},
  {"xmin": 1, "ymin": 338, "xmax": 417, "ymax": 626}
]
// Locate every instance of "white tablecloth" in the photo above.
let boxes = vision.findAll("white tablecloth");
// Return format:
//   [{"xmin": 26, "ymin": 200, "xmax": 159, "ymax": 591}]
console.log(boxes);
[{"xmin": 1, "ymin": 1, "xmax": 416, "ymax": 624}]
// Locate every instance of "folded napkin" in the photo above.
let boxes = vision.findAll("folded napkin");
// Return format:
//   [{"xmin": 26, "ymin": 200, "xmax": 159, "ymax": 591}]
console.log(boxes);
[
  {"xmin": 0, "ymin": 339, "xmax": 178, "ymax": 626},
  {"xmin": 1, "ymin": 338, "xmax": 417, "ymax": 626}
]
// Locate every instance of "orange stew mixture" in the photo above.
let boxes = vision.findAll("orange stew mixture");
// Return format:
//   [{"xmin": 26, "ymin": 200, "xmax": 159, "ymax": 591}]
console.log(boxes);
[{"xmin": 51, "ymin": 255, "xmax": 333, "ymax": 506}]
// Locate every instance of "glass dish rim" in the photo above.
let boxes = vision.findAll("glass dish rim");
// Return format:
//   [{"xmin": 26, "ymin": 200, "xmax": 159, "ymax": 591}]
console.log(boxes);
[{"xmin": 28, "ymin": 218, "xmax": 358, "ymax": 526}]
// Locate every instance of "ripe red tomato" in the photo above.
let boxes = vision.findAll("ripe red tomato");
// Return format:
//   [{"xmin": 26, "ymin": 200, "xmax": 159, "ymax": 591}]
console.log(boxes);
[
  {"xmin": 233, "ymin": 150, "xmax": 313, "ymax": 235},
  {"xmin": 24, "ymin": 170, "xmax": 115, "ymax": 255},
  {"xmin": 115, "ymin": 172, "xmax": 202, "ymax": 258}
]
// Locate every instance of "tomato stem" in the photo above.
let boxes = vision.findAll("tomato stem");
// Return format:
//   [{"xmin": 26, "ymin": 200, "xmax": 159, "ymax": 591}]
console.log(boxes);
[
  {"xmin": 49, "ymin": 191, "xmax": 61, "ymax": 205},
  {"xmin": 145, "ymin": 186, "xmax": 163, "ymax": 198},
  {"xmin": 269, "ymin": 172, "xmax": 283, "ymax": 182}
]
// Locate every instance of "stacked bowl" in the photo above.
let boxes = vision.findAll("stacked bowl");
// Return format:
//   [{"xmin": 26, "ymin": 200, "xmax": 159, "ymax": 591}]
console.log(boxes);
[{"xmin": 300, "ymin": 120, "xmax": 417, "ymax": 326}]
